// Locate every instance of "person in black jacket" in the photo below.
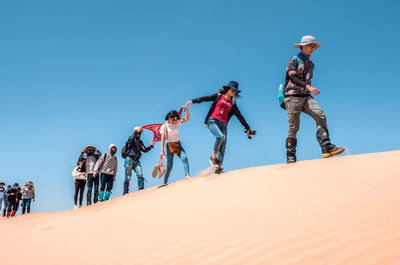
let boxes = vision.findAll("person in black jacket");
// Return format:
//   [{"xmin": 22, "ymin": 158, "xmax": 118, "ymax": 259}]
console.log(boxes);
[
  {"xmin": 5, "ymin": 183, "xmax": 19, "ymax": 217},
  {"xmin": 123, "ymin": 127, "xmax": 155, "ymax": 194},
  {"xmin": 15, "ymin": 187, "xmax": 22, "ymax": 215},
  {"xmin": 186, "ymin": 81, "xmax": 255, "ymax": 174}
]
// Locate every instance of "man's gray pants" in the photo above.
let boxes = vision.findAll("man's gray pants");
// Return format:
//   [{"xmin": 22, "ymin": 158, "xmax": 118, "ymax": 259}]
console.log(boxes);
[{"xmin": 284, "ymin": 96, "xmax": 331, "ymax": 150}]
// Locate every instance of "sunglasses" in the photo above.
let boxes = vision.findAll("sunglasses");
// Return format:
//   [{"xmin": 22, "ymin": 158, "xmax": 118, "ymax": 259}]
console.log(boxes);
[{"xmin": 308, "ymin": 43, "xmax": 317, "ymax": 49}]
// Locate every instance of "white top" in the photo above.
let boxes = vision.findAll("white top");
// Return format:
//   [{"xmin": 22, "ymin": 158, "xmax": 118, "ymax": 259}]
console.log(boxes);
[
  {"xmin": 160, "ymin": 121, "xmax": 181, "ymax": 143},
  {"xmin": 72, "ymin": 167, "xmax": 88, "ymax": 180}
]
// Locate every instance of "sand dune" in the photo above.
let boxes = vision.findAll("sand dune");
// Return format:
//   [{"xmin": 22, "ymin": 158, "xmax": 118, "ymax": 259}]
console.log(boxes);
[{"xmin": 1, "ymin": 151, "xmax": 400, "ymax": 265}]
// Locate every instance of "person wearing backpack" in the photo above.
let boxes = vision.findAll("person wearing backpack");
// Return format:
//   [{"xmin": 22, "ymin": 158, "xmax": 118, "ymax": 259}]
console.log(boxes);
[
  {"xmin": 21, "ymin": 181, "xmax": 35, "ymax": 214},
  {"xmin": 72, "ymin": 161, "xmax": 87, "ymax": 209},
  {"xmin": 186, "ymin": 81, "xmax": 256, "ymax": 174},
  {"xmin": 78, "ymin": 145, "xmax": 102, "ymax": 205},
  {"xmin": 281, "ymin": 35, "xmax": 345, "ymax": 163},
  {"xmin": 5, "ymin": 183, "xmax": 19, "ymax": 217},
  {"xmin": 93, "ymin": 144, "xmax": 118, "ymax": 202},
  {"xmin": 122, "ymin": 127, "xmax": 155, "ymax": 195},
  {"xmin": 159, "ymin": 106, "xmax": 190, "ymax": 186}
]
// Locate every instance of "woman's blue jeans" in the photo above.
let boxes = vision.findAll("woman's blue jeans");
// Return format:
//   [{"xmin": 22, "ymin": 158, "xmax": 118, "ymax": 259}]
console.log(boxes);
[
  {"xmin": 164, "ymin": 142, "xmax": 190, "ymax": 184},
  {"xmin": 207, "ymin": 118, "xmax": 228, "ymax": 165}
]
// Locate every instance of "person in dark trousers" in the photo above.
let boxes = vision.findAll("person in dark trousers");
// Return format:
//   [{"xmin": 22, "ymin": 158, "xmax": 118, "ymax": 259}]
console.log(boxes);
[
  {"xmin": 160, "ymin": 106, "xmax": 191, "ymax": 186},
  {"xmin": 0, "ymin": 182, "xmax": 5, "ymax": 214},
  {"xmin": 5, "ymin": 183, "xmax": 19, "ymax": 217},
  {"xmin": 21, "ymin": 181, "xmax": 35, "ymax": 214},
  {"xmin": 79, "ymin": 145, "xmax": 102, "ymax": 205},
  {"xmin": 94, "ymin": 144, "xmax": 118, "ymax": 202},
  {"xmin": 282, "ymin": 35, "xmax": 345, "ymax": 163},
  {"xmin": 123, "ymin": 127, "xmax": 155, "ymax": 194},
  {"xmin": 15, "ymin": 187, "xmax": 22, "ymax": 215},
  {"xmin": 186, "ymin": 81, "xmax": 255, "ymax": 174},
  {"xmin": 2, "ymin": 185, "xmax": 10, "ymax": 217},
  {"xmin": 72, "ymin": 161, "xmax": 87, "ymax": 209}
]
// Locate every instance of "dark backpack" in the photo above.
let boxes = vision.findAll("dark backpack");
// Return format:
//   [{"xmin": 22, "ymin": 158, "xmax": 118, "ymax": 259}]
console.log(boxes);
[
  {"xmin": 121, "ymin": 140, "xmax": 130, "ymax": 159},
  {"xmin": 278, "ymin": 56, "xmax": 301, "ymax": 109}
]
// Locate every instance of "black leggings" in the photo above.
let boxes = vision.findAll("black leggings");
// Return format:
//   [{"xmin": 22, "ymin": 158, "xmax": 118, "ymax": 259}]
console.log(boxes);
[
  {"xmin": 74, "ymin": 179, "xmax": 86, "ymax": 206},
  {"xmin": 86, "ymin": 173, "xmax": 100, "ymax": 204}
]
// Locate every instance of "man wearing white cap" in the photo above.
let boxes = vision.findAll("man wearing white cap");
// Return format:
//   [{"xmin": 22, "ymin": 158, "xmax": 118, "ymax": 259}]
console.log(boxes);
[
  {"xmin": 123, "ymin": 127, "xmax": 155, "ymax": 194},
  {"xmin": 283, "ymin": 35, "xmax": 345, "ymax": 163}
]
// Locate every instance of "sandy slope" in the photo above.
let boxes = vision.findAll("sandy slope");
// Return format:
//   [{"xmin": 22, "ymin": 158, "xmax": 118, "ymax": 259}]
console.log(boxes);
[{"xmin": 1, "ymin": 151, "xmax": 400, "ymax": 265}]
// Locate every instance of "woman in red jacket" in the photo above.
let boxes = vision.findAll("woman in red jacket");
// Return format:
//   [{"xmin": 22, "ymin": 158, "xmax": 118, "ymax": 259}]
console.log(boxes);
[{"xmin": 186, "ymin": 81, "xmax": 255, "ymax": 174}]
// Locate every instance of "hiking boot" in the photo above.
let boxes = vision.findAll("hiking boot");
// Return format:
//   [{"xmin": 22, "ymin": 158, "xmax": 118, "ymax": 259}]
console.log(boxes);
[
  {"xmin": 322, "ymin": 146, "xmax": 345, "ymax": 158},
  {"xmin": 287, "ymin": 157, "xmax": 296, "ymax": 163},
  {"xmin": 98, "ymin": 191, "xmax": 105, "ymax": 202},
  {"xmin": 215, "ymin": 168, "xmax": 224, "ymax": 174},
  {"xmin": 209, "ymin": 157, "xmax": 219, "ymax": 168},
  {"xmin": 286, "ymin": 137, "xmax": 297, "ymax": 163},
  {"xmin": 104, "ymin": 191, "xmax": 111, "ymax": 201}
]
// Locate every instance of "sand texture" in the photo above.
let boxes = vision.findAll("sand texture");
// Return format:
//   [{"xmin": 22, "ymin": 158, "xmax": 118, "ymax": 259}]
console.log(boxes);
[{"xmin": 1, "ymin": 151, "xmax": 400, "ymax": 265}]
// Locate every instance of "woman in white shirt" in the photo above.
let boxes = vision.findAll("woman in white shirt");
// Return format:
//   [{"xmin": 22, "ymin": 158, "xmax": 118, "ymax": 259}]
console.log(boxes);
[
  {"xmin": 160, "ymin": 106, "xmax": 190, "ymax": 185},
  {"xmin": 72, "ymin": 161, "xmax": 88, "ymax": 209}
]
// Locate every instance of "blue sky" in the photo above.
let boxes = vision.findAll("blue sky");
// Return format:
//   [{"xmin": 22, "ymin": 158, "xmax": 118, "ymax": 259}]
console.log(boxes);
[{"xmin": 1, "ymin": 0, "xmax": 399, "ymax": 212}]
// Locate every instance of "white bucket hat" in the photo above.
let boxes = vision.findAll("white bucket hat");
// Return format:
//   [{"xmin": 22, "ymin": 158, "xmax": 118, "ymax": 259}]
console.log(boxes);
[{"xmin": 294, "ymin": 35, "xmax": 322, "ymax": 49}]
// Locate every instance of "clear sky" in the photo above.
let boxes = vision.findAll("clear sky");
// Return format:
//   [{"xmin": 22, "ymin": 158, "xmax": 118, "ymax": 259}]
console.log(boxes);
[{"xmin": 1, "ymin": 0, "xmax": 399, "ymax": 212}]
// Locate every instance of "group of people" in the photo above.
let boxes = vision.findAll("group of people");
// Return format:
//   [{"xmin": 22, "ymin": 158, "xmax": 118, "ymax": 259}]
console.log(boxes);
[
  {"xmin": 72, "ymin": 145, "xmax": 118, "ymax": 209},
  {"xmin": 1, "ymin": 181, "xmax": 35, "ymax": 218},
  {"xmin": 71, "ymin": 35, "xmax": 345, "ymax": 208}
]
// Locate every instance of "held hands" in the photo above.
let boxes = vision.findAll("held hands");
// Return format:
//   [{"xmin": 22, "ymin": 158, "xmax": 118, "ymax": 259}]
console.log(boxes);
[
  {"xmin": 186, "ymin": 101, "xmax": 192, "ymax": 107},
  {"xmin": 306, "ymin": 85, "xmax": 320, "ymax": 96}
]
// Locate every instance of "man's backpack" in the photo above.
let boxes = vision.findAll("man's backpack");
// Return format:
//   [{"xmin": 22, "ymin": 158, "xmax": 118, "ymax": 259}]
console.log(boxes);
[
  {"xmin": 278, "ymin": 56, "xmax": 301, "ymax": 110},
  {"xmin": 121, "ymin": 138, "xmax": 132, "ymax": 159}
]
